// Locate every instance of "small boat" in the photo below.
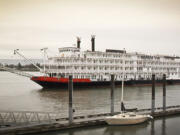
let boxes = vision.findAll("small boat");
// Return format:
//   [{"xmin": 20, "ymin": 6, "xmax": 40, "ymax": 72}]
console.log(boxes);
[
  {"xmin": 105, "ymin": 50, "xmax": 153, "ymax": 125},
  {"xmin": 105, "ymin": 113, "xmax": 153, "ymax": 125}
]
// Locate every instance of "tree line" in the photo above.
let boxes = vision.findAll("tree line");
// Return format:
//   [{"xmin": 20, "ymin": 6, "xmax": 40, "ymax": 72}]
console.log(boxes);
[{"xmin": 0, "ymin": 62, "xmax": 42, "ymax": 71}]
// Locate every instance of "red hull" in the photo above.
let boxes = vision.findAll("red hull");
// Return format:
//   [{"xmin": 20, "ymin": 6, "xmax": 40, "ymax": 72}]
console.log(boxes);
[
  {"xmin": 31, "ymin": 76, "xmax": 180, "ymax": 89},
  {"xmin": 31, "ymin": 76, "xmax": 91, "ymax": 83}
]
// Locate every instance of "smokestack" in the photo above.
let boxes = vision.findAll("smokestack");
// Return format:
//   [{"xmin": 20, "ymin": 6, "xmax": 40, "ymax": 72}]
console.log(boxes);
[
  {"xmin": 77, "ymin": 37, "xmax": 81, "ymax": 49},
  {"xmin": 91, "ymin": 35, "xmax": 95, "ymax": 52}
]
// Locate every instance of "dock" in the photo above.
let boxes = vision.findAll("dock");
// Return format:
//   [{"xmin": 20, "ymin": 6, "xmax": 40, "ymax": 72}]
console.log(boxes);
[
  {"xmin": 1, "ymin": 74, "xmax": 180, "ymax": 135},
  {"xmin": 1, "ymin": 106, "xmax": 180, "ymax": 135}
]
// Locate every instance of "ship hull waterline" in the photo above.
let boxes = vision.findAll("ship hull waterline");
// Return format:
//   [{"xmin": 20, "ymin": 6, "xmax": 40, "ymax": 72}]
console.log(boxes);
[{"xmin": 31, "ymin": 76, "xmax": 180, "ymax": 89}]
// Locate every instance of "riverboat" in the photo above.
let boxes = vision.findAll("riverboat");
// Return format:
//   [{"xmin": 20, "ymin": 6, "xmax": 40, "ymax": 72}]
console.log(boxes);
[{"xmin": 30, "ymin": 36, "xmax": 180, "ymax": 88}]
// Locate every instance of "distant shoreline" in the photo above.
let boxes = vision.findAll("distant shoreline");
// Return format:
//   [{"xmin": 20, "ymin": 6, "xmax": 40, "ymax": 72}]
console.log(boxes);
[
  {"xmin": 0, "ymin": 69, "xmax": 39, "ymax": 72},
  {"xmin": 0, "ymin": 63, "xmax": 41, "ymax": 72}
]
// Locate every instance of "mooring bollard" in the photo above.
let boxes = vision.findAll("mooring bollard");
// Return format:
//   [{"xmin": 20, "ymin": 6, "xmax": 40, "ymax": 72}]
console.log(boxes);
[
  {"xmin": 68, "ymin": 75, "xmax": 73, "ymax": 124},
  {"xmin": 151, "ymin": 74, "xmax": 155, "ymax": 114},
  {"xmin": 163, "ymin": 74, "xmax": 166, "ymax": 112},
  {"xmin": 110, "ymin": 74, "xmax": 115, "ymax": 114}
]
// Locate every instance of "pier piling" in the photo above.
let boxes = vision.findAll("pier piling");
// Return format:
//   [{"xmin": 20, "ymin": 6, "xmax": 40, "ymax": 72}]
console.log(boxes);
[
  {"xmin": 110, "ymin": 74, "xmax": 115, "ymax": 114},
  {"xmin": 152, "ymin": 74, "xmax": 155, "ymax": 114},
  {"xmin": 163, "ymin": 74, "xmax": 166, "ymax": 112},
  {"xmin": 68, "ymin": 75, "xmax": 73, "ymax": 124}
]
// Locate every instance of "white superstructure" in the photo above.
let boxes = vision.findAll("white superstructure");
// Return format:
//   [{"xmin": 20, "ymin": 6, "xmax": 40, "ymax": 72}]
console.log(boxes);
[{"xmin": 44, "ymin": 37, "xmax": 180, "ymax": 82}]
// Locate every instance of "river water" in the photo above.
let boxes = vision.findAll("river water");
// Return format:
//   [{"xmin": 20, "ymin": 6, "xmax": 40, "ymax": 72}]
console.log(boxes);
[
  {"xmin": 34, "ymin": 116, "xmax": 180, "ymax": 135},
  {"xmin": 0, "ymin": 71, "xmax": 180, "ymax": 134}
]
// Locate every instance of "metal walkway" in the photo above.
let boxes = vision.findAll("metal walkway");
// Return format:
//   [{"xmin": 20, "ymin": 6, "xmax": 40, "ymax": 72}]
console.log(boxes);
[
  {"xmin": 0, "ymin": 111, "xmax": 61, "ymax": 126},
  {"xmin": 0, "ymin": 65, "xmax": 33, "ymax": 78}
]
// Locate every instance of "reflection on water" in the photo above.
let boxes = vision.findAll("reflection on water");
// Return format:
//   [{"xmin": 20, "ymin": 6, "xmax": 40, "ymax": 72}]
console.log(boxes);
[
  {"xmin": 104, "ymin": 122, "xmax": 149, "ymax": 135},
  {"xmin": 37, "ymin": 87, "xmax": 112, "ymax": 116},
  {"xmin": 162, "ymin": 117, "xmax": 166, "ymax": 135},
  {"xmin": 33, "ymin": 115, "xmax": 180, "ymax": 135},
  {"xmin": 151, "ymin": 119, "xmax": 155, "ymax": 135}
]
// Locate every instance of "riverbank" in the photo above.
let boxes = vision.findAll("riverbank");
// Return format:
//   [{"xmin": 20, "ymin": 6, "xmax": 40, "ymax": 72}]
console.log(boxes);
[{"xmin": 0, "ymin": 69, "xmax": 39, "ymax": 72}]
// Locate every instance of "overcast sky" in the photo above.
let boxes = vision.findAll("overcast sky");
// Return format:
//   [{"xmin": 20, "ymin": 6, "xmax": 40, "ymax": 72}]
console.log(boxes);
[{"xmin": 0, "ymin": 0, "xmax": 180, "ymax": 59}]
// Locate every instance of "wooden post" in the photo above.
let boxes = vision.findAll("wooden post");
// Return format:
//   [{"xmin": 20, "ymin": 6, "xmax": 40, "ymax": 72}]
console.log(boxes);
[
  {"xmin": 152, "ymin": 74, "xmax": 155, "ymax": 114},
  {"xmin": 163, "ymin": 74, "xmax": 166, "ymax": 112},
  {"xmin": 68, "ymin": 75, "xmax": 73, "ymax": 124},
  {"xmin": 110, "ymin": 74, "xmax": 115, "ymax": 114}
]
